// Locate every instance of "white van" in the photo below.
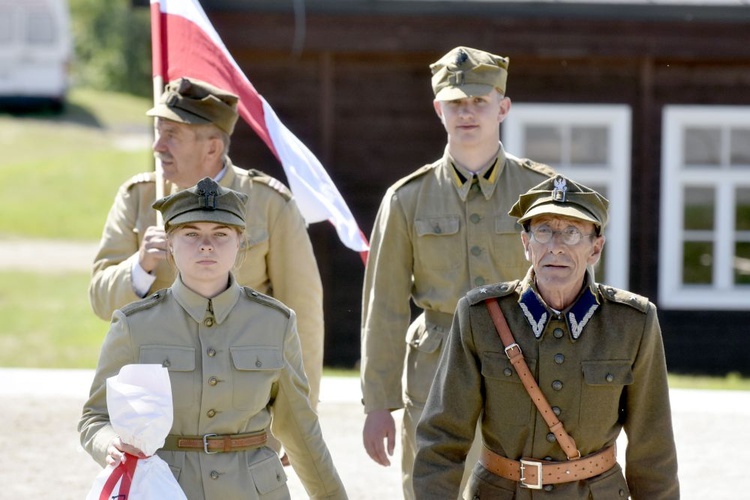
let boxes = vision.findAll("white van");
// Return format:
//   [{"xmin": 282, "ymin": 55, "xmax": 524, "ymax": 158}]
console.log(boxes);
[{"xmin": 0, "ymin": 0, "xmax": 72, "ymax": 111}]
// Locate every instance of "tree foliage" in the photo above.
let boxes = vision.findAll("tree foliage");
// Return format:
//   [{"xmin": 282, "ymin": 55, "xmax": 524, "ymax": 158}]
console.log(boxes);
[{"xmin": 69, "ymin": 0, "xmax": 152, "ymax": 97}]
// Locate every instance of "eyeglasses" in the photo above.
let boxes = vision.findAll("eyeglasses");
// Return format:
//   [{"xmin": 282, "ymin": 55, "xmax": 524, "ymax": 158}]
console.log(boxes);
[{"xmin": 529, "ymin": 225, "xmax": 594, "ymax": 246}]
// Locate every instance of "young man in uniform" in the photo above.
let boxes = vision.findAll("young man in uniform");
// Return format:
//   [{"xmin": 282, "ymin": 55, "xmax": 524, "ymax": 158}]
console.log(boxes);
[
  {"xmin": 360, "ymin": 46, "xmax": 555, "ymax": 498},
  {"xmin": 413, "ymin": 175, "xmax": 679, "ymax": 499},
  {"xmin": 89, "ymin": 77, "xmax": 324, "ymax": 414}
]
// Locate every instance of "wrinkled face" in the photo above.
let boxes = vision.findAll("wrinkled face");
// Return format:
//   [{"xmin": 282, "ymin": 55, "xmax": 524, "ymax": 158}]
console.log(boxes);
[
  {"xmin": 433, "ymin": 90, "xmax": 510, "ymax": 149},
  {"xmin": 153, "ymin": 119, "xmax": 219, "ymax": 189},
  {"xmin": 169, "ymin": 222, "xmax": 241, "ymax": 292},
  {"xmin": 521, "ymin": 215, "xmax": 605, "ymax": 302}
]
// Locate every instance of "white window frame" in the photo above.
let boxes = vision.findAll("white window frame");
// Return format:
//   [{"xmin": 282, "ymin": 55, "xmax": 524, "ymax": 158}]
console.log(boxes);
[
  {"xmin": 659, "ymin": 106, "xmax": 750, "ymax": 310},
  {"xmin": 503, "ymin": 104, "xmax": 631, "ymax": 290}
]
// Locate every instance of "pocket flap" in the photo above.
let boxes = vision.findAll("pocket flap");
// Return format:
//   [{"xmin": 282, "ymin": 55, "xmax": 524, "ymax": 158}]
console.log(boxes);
[
  {"xmin": 139, "ymin": 345, "xmax": 195, "ymax": 371},
  {"xmin": 415, "ymin": 216, "xmax": 460, "ymax": 237},
  {"xmin": 482, "ymin": 352, "xmax": 537, "ymax": 381},
  {"xmin": 249, "ymin": 454, "xmax": 287, "ymax": 494},
  {"xmin": 582, "ymin": 360, "xmax": 633, "ymax": 386},
  {"xmin": 495, "ymin": 216, "xmax": 521, "ymax": 234},
  {"xmin": 408, "ymin": 325, "xmax": 445, "ymax": 354},
  {"xmin": 230, "ymin": 346, "xmax": 283, "ymax": 371}
]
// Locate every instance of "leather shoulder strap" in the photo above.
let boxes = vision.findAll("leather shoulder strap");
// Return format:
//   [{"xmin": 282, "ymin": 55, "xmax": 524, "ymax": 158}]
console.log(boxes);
[{"xmin": 484, "ymin": 299, "xmax": 581, "ymax": 460}]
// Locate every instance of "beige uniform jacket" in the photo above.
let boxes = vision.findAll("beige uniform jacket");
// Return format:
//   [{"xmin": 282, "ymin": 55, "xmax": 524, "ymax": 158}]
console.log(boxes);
[
  {"xmin": 413, "ymin": 269, "xmax": 679, "ymax": 499},
  {"xmin": 79, "ymin": 275, "xmax": 346, "ymax": 500},
  {"xmin": 89, "ymin": 161, "xmax": 324, "ymax": 406},
  {"xmin": 361, "ymin": 145, "xmax": 554, "ymax": 412}
]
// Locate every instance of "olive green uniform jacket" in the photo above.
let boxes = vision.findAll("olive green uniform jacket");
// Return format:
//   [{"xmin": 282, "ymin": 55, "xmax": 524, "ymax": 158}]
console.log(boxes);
[
  {"xmin": 79, "ymin": 275, "xmax": 346, "ymax": 500},
  {"xmin": 89, "ymin": 161, "xmax": 324, "ymax": 407},
  {"xmin": 413, "ymin": 269, "xmax": 679, "ymax": 499},
  {"xmin": 361, "ymin": 145, "xmax": 554, "ymax": 413}
]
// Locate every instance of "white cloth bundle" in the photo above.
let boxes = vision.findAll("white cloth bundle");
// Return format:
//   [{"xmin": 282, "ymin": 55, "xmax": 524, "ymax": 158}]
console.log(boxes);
[{"xmin": 86, "ymin": 364, "xmax": 187, "ymax": 500}]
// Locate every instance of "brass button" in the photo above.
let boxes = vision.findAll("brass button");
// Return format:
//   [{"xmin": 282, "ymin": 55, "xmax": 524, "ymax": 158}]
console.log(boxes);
[
  {"xmin": 210, "ymin": 470, "xmax": 220, "ymax": 480},
  {"xmin": 208, "ymin": 376, "xmax": 218, "ymax": 386},
  {"xmin": 434, "ymin": 226, "xmax": 442, "ymax": 234},
  {"xmin": 552, "ymin": 380, "xmax": 563, "ymax": 391},
  {"xmin": 552, "ymin": 406, "xmax": 562, "ymax": 416},
  {"xmin": 554, "ymin": 353, "xmax": 565, "ymax": 364},
  {"xmin": 162, "ymin": 359, "xmax": 171, "ymax": 368},
  {"xmin": 546, "ymin": 433, "xmax": 556, "ymax": 442},
  {"xmin": 606, "ymin": 373, "xmax": 615, "ymax": 383},
  {"xmin": 553, "ymin": 328, "xmax": 564, "ymax": 339},
  {"xmin": 544, "ymin": 485, "xmax": 554, "ymax": 492},
  {"xmin": 207, "ymin": 409, "xmax": 216, "ymax": 418},
  {"xmin": 204, "ymin": 317, "xmax": 215, "ymax": 327},
  {"xmin": 503, "ymin": 368, "xmax": 513, "ymax": 377},
  {"xmin": 207, "ymin": 348, "xmax": 216, "ymax": 357},
  {"xmin": 255, "ymin": 359, "xmax": 263, "ymax": 368},
  {"xmin": 470, "ymin": 213, "xmax": 481, "ymax": 224},
  {"xmin": 470, "ymin": 246, "xmax": 482, "ymax": 256}
]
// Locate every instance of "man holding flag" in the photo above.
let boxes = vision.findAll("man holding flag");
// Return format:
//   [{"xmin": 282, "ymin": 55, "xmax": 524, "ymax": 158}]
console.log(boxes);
[{"xmin": 89, "ymin": 77, "xmax": 326, "ymax": 423}]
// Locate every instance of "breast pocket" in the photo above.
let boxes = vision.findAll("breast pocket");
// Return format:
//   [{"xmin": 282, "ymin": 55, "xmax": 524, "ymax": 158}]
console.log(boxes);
[
  {"xmin": 231, "ymin": 346, "xmax": 283, "ymax": 410},
  {"xmin": 139, "ymin": 345, "xmax": 196, "ymax": 410},
  {"xmin": 414, "ymin": 216, "xmax": 461, "ymax": 270},
  {"xmin": 490, "ymin": 217, "xmax": 527, "ymax": 279},
  {"xmin": 580, "ymin": 360, "xmax": 633, "ymax": 427},
  {"xmin": 481, "ymin": 352, "xmax": 535, "ymax": 426}
]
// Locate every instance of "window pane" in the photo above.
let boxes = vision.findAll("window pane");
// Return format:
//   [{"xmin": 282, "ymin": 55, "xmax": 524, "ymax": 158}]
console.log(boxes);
[
  {"xmin": 683, "ymin": 241, "xmax": 713, "ymax": 284},
  {"xmin": 571, "ymin": 126, "xmax": 608, "ymax": 165},
  {"xmin": 737, "ymin": 188, "xmax": 750, "ymax": 231},
  {"xmin": 683, "ymin": 187, "xmax": 714, "ymax": 230},
  {"xmin": 735, "ymin": 243, "xmax": 750, "ymax": 285},
  {"xmin": 730, "ymin": 128, "xmax": 750, "ymax": 167},
  {"xmin": 684, "ymin": 127, "xmax": 720, "ymax": 166},
  {"xmin": 525, "ymin": 126, "xmax": 561, "ymax": 165}
]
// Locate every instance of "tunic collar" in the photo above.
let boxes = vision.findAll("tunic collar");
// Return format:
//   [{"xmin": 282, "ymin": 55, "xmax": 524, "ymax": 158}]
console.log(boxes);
[
  {"xmin": 517, "ymin": 268, "xmax": 600, "ymax": 340},
  {"xmin": 446, "ymin": 144, "xmax": 507, "ymax": 201},
  {"xmin": 172, "ymin": 273, "xmax": 242, "ymax": 324}
]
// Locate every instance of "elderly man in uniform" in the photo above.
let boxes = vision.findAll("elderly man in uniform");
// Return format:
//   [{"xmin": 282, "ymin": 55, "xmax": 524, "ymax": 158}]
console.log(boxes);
[
  {"xmin": 360, "ymin": 46, "xmax": 554, "ymax": 498},
  {"xmin": 413, "ymin": 175, "xmax": 679, "ymax": 499},
  {"xmin": 88, "ymin": 78, "xmax": 324, "ymax": 444}
]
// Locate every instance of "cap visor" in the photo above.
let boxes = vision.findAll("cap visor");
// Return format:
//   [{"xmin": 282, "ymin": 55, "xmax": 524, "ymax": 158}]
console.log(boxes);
[
  {"xmin": 434, "ymin": 83, "xmax": 495, "ymax": 101},
  {"xmin": 518, "ymin": 203, "xmax": 599, "ymax": 226},
  {"xmin": 146, "ymin": 103, "xmax": 212, "ymax": 126}
]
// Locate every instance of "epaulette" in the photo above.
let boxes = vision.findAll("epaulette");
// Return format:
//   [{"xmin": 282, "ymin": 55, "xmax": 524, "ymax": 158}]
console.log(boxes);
[
  {"xmin": 119, "ymin": 289, "xmax": 168, "ymax": 316},
  {"xmin": 243, "ymin": 287, "xmax": 291, "ymax": 318},
  {"xmin": 597, "ymin": 284, "xmax": 650, "ymax": 314},
  {"xmin": 391, "ymin": 164, "xmax": 435, "ymax": 192},
  {"xmin": 123, "ymin": 171, "xmax": 156, "ymax": 190},
  {"xmin": 244, "ymin": 169, "xmax": 293, "ymax": 200},
  {"xmin": 521, "ymin": 158, "xmax": 556, "ymax": 177},
  {"xmin": 466, "ymin": 280, "xmax": 519, "ymax": 306}
]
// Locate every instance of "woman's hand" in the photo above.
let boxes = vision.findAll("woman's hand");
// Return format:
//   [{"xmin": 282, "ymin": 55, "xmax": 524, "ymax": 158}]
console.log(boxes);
[{"xmin": 106, "ymin": 437, "xmax": 147, "ymax": 466}]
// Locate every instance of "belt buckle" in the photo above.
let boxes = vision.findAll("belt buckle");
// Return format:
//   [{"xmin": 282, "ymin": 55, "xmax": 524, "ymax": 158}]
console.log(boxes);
[
  {"xmin": 203, "ymin": 433, "xmax": 218, "ymax": 454},
  {"xmin": 519, "ymin": 459, "xmax": 543, "ymax": 490}
]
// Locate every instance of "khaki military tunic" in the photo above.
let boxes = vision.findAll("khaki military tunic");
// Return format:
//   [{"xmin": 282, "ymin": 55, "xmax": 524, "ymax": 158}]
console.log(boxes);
[
  {"xmin": 361, "ymin": 145, "xmax": 553, "ymax": 413},
  {"xmin": 89, "ymin": 161, "xmax": 324, "ymax": 407},
  {"xmin": 413, "ymin": 269, "xmax": 679, "ymax": 499},
  {"xmin": 79, "ymin": 275, "xmax": 346, "ymax": 500}
]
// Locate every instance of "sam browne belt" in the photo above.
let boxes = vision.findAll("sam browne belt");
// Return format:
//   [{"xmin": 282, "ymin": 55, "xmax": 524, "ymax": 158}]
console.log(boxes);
[
  {"xmin": 163, "ymin": 431, "xmax": 267, "ymax": 454},
  {"xmin": 480, "ymin": 445, "xmax": 617, "ymax": 490}
]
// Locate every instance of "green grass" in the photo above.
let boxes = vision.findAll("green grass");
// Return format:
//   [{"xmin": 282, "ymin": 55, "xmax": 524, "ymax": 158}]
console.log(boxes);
[
  {"xmin": 0, "ymin": 87, "xmax": 153, "ymax": 239},
  {"xmin": 0, "ymin": 271, "xmax": 108, "ymax": 368}
]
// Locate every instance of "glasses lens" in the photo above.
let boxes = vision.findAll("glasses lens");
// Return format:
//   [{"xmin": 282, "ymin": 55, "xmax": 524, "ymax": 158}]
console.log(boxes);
[{"xmin": 562, "ymin": 227, "xmax": 582, "ymax": 245}]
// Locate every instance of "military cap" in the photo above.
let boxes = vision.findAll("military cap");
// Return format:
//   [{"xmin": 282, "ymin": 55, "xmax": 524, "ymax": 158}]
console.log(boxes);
[
  {"xmin": 509, "ymin": 174, "xmax": 609, "ymax": 229},
  {"xmin": 147, "ymin": 77, "xmax": 239, "ymax": 135},
  {"xmin": 430, "ymin": 46, "xmax": 510, "ymax": 101},
  {"xmin": 152, "ymin": 177, "xmax": 248, "ymax": 231}
]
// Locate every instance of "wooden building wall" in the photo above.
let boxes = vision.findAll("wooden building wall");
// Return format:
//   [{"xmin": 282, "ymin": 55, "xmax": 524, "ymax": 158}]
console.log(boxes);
[{"xmin": 195, "ymin": 3, "xmax": 750, "ymax": 373}]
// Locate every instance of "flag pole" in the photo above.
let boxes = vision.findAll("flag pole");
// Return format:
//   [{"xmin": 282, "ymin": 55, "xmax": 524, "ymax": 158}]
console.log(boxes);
[{"xmin": 150, "ymin": 0, "xmax": 164, "ymax": 226}]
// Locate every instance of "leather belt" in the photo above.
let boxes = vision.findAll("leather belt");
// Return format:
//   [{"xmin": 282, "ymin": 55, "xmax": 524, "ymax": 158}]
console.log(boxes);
[
  {"xmin": 479, "ymin": 445, "xmax": 617, "ymax": 490},
  {"xmin": 163, "ymin": 431, "xmax": 267, "ymax": 454}
]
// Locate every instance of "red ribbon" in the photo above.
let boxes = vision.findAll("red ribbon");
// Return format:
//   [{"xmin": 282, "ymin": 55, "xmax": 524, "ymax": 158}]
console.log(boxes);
[{"xmin": 99, "ymin": 453, "xmax": 139, "ymax": 500}]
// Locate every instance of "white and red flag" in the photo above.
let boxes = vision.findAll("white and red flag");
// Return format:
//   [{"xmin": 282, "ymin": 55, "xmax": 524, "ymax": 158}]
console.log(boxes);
[{"xmin": 150, "ymin": 0, "xmax": 369, "ymax": 258}]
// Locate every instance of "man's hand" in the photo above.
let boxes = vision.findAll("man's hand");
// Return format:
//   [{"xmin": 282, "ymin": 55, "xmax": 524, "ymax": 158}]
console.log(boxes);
[
  {"xmin": 363, "ymin": 409, "xmax": 396, "ymax": 466},
  {"xmin": 138, "ymin": 225, "xmax": 168, "ymax": 273}
]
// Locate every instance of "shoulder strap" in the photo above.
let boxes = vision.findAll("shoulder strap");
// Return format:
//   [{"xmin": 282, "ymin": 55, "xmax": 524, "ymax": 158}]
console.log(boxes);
[{"xmin": 484, "ymin": 299, "xmax": 581, "ymax": 460}]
